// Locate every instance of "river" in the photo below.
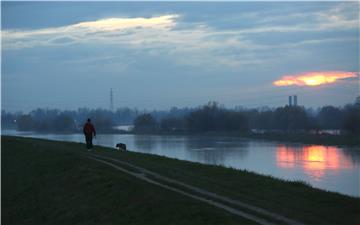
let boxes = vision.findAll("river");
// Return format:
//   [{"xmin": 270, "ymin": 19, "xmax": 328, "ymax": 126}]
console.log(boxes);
[{"xmin": 2, "ymin": 130, "xmax": 359, "ymax": 197}]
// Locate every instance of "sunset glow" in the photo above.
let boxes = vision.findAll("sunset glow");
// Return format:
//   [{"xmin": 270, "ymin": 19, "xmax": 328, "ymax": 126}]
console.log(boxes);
[
  {"xmin": 276, "ymin": 145, "xmax": 354, "ymax": 180},
  {"xmin": 73, "ymin": 15, "xmax": 178, "ymax": 32},
  {"xmin": 273, "ymin": 71, "xmax": 358, "ymax": 86},
  {"xmin": 2, "ymin": 15, "xmax": 178, "ymax": 40}
]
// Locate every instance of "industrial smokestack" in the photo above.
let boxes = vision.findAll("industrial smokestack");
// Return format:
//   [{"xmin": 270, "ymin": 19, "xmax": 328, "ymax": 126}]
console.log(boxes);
[
  {"xmin": 288, "ymin": 96, "xmax": 292, "ymax": 106},
  {"xmin": 294, "ymin": 95, "xmax": 297, "ymax": 106}
]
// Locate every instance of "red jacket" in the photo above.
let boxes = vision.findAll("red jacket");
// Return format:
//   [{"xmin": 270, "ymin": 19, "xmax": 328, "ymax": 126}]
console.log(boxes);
[{"xmin": 83, "ymin": 122, "xmax": 96, "ymax": 136}]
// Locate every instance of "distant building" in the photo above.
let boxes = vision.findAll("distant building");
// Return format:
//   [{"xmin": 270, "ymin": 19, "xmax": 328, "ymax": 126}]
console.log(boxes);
[
  {"xmin": 288, "ymin": 96, "xmax": 292, "ymax": 106},
  {"xmin": 355, "ymin": 96, "xmax": 360, "ymax": 107},
  {"xmin": 294, "ymin": 95, "xmax": 298, "ymax": 106}
]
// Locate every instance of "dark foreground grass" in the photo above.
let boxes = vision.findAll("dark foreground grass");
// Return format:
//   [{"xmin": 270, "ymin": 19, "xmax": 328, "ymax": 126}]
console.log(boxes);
[
  {"xmin": 3, "ymin": 136, "xmax": 360, "ymax": 225},
  {"xmin": 2, "ymin": 136, "xmax": 254, "ymax": 225}
]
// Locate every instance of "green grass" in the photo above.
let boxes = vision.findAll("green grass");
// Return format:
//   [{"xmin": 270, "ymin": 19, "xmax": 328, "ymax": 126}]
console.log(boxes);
[
  {"xmin": 3, "ymin": 136, "xmax": 360, "ymax": 225},
  {"xmin": 2, "ymin": 136, "xmax": 254, "ymax": 225}
]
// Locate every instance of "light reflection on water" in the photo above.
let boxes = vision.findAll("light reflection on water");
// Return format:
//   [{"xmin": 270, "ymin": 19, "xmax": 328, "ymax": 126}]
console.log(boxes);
[
  {"xmin": 2, "ymin": 130, "xmax": 359, "ymax": 197},
  {"xmin": 276, "ymin": 145, "xmax": 356, "ymax": 181}
]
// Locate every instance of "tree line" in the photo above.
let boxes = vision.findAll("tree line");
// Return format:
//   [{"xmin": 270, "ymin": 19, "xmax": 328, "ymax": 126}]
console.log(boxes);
[
  {"xmin": 1, "ymin": 107, "xmax": 192, "ymax": 132},
  {"xmin": 133, "ymin": 101, "xmax": 360, "ymax": 135},
  {"xmin": 2, "ymin": 100, "xmax": 360, "ymax": 134}
]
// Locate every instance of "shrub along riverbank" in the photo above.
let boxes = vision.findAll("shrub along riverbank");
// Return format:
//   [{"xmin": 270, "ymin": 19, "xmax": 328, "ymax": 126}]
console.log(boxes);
[{"xmin": 3, "ymin": 136, "xmax": 359, "ymax": 225}]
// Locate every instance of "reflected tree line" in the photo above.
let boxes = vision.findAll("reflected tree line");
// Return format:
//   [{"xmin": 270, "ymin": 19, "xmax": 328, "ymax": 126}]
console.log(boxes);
[{"xmin": 2, "ymin": 100, "xmax": 360, "ymax": 135}]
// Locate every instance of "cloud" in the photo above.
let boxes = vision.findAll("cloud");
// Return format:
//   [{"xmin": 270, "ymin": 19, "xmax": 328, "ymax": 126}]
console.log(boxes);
[
  {"xmin": 4, "ymin": 14, "xmax": 177, "ymax": 36},
  {"xmin": 2, "ymin": 2, "xmax": 358, "ymax": 50},
  {"xmin": 273, "ymin": 71, "xmax": 358, "ymax": 87},
  {"xmin": 73, "ymin": 15, "xmax": 177, "ymax": 32},
  {"xmin": 1, "ymin": 3, "xmax": 358, "ymax": 69},
  {"xmin": 1, "ymin": 15, "xmax": 178, "ymax": 49}
]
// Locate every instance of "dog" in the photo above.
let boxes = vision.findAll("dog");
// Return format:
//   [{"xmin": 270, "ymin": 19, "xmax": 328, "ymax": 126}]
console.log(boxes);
[{"xmin": 116, "ymin": 143, "xmax": 127, "ymax": 151}]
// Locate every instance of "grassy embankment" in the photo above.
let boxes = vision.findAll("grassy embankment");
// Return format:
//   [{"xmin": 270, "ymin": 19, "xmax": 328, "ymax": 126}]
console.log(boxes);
[
  {"xmin": 3, "ymin": 136, "xmax": 250, "ymax": 225},
  {"xmin": 3, "ymin": 136, "xmax": 360, "ymax": 225}
]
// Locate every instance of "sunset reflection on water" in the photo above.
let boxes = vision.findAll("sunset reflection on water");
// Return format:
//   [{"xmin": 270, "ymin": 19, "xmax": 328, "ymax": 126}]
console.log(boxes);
[{"xmin": 277, "ymin": 145, "xmax": 355, "ymax": 181}]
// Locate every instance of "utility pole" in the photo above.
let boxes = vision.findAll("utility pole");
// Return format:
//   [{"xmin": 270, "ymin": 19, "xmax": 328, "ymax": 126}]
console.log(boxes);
[{"xmin": 110, "ymin": 88, "xmax": 114, "ymax": 112}]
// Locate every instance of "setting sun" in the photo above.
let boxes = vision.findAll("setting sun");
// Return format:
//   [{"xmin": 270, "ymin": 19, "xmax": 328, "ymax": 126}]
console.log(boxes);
[{"xmin": 273, "ymin": 71, "xmax": 358, "ymax": 87}]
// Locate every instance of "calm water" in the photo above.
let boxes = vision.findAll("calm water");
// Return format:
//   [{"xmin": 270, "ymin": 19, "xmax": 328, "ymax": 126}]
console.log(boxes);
[{"xmin": 3, "ymin": 130, "xmax": 359, "ymax": 197}]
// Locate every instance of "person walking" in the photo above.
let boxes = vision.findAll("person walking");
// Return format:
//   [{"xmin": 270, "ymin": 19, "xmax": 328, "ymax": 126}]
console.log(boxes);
[{"xmin": 83, "ymin": 118, "xmax": 96, "ymax": 150}]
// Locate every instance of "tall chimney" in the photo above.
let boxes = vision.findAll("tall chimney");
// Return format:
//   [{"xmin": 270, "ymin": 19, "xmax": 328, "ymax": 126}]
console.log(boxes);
[
  {"xmin": 288, "ymin": 96, "xmax": 292, "ymax": 106},
  {"xmin": 294, "ymin": 95, "xmax": 297, "ymax": 106}
]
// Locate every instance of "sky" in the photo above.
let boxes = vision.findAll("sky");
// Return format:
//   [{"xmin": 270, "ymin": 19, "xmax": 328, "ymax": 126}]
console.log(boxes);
[{"xmin": 1, "ymin": 1, "xmax": 359, "ymax": 112}]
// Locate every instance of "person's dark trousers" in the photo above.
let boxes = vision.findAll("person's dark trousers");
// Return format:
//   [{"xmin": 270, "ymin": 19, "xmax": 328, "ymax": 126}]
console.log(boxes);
[{"xmin": 85, "ymin": 134, "xmax": 93, "ymax": 149}]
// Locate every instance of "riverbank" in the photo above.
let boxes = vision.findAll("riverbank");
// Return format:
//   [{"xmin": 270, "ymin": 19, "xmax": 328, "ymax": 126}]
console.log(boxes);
[{"xmin": 3, "ymin": 136, "xmax": 359, "ymax": 225}]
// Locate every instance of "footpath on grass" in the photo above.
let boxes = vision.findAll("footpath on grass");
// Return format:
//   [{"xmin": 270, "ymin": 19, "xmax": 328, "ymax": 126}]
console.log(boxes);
[
  {"xmin": 3, "ymin": 136, "xmax": 360, "ymax": 225},
  {"xmin": 88, "ymin": 153, "xmax": 305, "ymax": 225},
  {"xmin": 3, "ymin": 136, "xmax": 256, "ymax": 225}
]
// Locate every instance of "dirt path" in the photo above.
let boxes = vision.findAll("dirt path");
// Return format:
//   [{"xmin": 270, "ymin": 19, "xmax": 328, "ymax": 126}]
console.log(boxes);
[{"xmin": 87, "ymin": 153, "xmax": 306, "ymax": 225}]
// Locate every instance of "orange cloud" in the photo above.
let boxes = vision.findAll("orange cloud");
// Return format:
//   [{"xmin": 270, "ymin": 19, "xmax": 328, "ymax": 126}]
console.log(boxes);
[{"xmin": 273, "ymin": 71, "xmax": 358, "ymax": 86}]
